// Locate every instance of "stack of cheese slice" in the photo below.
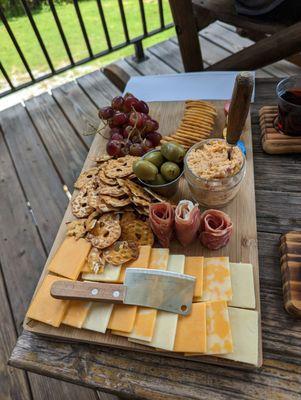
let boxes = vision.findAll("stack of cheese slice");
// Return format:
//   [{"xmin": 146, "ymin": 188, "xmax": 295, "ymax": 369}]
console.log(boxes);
[{"xmin": 26, "ymin": 237, "xmax": 259, "ymax": 365}]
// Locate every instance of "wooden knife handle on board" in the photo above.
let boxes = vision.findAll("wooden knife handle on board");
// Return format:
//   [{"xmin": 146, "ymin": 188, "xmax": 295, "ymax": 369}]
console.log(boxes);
[
  {"xmin": 51, "ymin": 280, "xmax": 126, "ymax": 303},
  {"xmin": 227, "ymin": 72, "xmax": 254, "ymax": 145}
]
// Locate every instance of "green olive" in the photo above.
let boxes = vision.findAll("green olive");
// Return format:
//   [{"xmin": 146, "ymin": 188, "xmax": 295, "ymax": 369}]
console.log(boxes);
[
  {"xmin": 160, "ymin": 161, "xmax": 181, "ymax": 182},
  {"xmin": 133, "ymin": 160, "xmax": 158, "ymax": 181},
  {"xmin": 151, "ymin": 173, "xmax": 167, "ymax": 186},
  {"xmin": 161, "ymin": 142, "xmax": 186, "ymax": 163},
  {"xmin": 144, "ymin": 151, "xmax": 165, "ymax": 167}
]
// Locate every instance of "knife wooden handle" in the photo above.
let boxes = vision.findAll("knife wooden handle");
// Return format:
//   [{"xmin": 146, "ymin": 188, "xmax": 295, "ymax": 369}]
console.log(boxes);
[
  {"xmin": 226, "ymin": 72, "xmax": 254, "ymax": 145},
  {"xmin": 50, "ymin": 280, "xmax": 126, "ymax": 303}
]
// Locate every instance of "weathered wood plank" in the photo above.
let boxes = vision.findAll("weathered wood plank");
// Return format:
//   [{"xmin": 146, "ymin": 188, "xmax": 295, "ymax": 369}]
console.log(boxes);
[
  {"xmin": 25, "ymin": 93, "xmax": 88, "ymax": 189},
  {"xmin": 77, "ymin": 70, "xmax": 120, "ymax": 108},
  {"xmin": 0, "ymin": 266, "xmax": 31, "ymax": 400},
  {"xmin": 148, "ymin": 39, "xmax": 189, "ymax": 71},
  {"xmin": 0, "ymin": 104, "xmax": 67, "ymax": 254},
  {"xmin": 52, "ymin": 81, "xmax": 99, "ymax": 148},
  {"xmin": 10, "ymin": 330, "xmax": 301, "ymax": 400},
  {"xmin": 125, "ymin": 49, "xmax": 176, "ymax": 75}
]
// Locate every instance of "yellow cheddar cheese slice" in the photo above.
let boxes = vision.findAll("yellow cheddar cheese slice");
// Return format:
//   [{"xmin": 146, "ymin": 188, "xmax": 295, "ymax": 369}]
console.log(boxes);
[
  {"xmin": 184, "ymin": 256, "xmax": 204, "ymax": 298},
  {"xmin": 26, "ymin": 274, "xmax": 70, "ymax": 327},
  {"xmin": 201, "ymin": 257, "xmax": 232, "ymax": 302},
  {"xmin": 118, "ymin": 245, "xmax": 151, "ymax": 283},
  {"xmin": 48, "ymin": 236, "xmax": 91, "ymax": 280},
  {"xmin": 82, "ymin": 262, "xmax": 89, "ymax": 273},
  {"xmin": 206, "ymin": 300, "xmax": 233, "ymax": 355},
  {"xmin": 83, "ymin": 303, "xmax": 113, "ymax": 333},
  {"xmin": 173, "ymin": 302, "xmax": 206, "ymax": 353},
  {"xmin": 112, "ymin": 248, "xmax": 170, "ymax": 341},
  {"xmin": 62, "ymin": 300, "xmax": 92, "ymax": 328},
  {"xmin": 111, "ymin": 307, "xmax": 157, "ymax": 341},
  {"xmin": 108, "ymin": 304, "xmax": 138, "ymax": 333}
]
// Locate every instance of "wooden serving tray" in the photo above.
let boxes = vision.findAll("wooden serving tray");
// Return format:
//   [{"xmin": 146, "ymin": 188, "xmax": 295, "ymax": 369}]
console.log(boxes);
[
  {"xmin": 24, "ymin": 101, "xmax": 262, "ymax": 369},
  {"xmin": 260, "ymin": 106, "xmax": 301, "ymax": 154}
]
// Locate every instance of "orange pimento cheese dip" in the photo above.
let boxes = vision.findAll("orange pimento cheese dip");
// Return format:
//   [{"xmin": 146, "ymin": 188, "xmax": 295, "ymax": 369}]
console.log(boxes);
[{"xmin": 186, "ymin": 140, "xmax": 243, "ymax": 180}]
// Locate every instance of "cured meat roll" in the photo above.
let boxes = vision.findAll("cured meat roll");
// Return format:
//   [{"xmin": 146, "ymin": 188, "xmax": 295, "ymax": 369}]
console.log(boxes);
[
  {"xmin": 200, "ymin": 209, "xmax": 233, "ymax": 250},
  {"xmin": 175, "ymin": 200, "xmax": 201, "ymax": 246},
  {"xmin": 149, "ymin": 202, "xmax": 174, "ymax": 247}
]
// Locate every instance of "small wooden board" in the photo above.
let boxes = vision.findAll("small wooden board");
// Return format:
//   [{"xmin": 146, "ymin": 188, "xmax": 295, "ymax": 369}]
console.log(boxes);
[
  {"xmin": 280, "ymin": 231, "xmax": 301, "ymax": 317},
  {"xmin": 24, "ymin": 100, "xmax": 262, "ymax": 369},
  {"xmin": 260, "ymin": 106, "xmax": 301, "ymax": 154}
]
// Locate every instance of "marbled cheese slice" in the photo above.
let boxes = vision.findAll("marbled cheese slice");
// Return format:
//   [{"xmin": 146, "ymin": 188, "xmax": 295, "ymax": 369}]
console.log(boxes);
[
  {"xmin": 82, "ymin": 263, "xmax": 121, "ymax": 282},
  {"xmin": 220, "ymin": 307, "xmax": 259, "ymax": 365},
  {"xmin": 82, "ymin": 303, "xmax": 113, "ymax": 333},
  {"xmin": 184, "ymin": 256, "xmax": 204, "ymax": 298},
  {"xmin": 130, "ymin": 254, "xmax": 185, "ymax": 350},
  {"xmin": 173, "ymin": 302, "xmax": 206, "ymax": 353},
  {"xmin": 62, "ymin": 300, "xmax": 92, "ymax": 328},
  {"xmin": 206, "ymin": 300, "xmax": 233, "ymax": 354},
  {"xmin": 228, "ymin": 263, "xmax": 255, "ymax": 309},
  {"xmin": 118, "ymin": 245, "xmax": 151, "ymax": 283},
  {"xmin": 48, "ymin": 236, "xmax": 91, "ymax": 280},
  {"xmin": 201, "ymin": 257, "xmax": 232, "ymax": 302},
  {"xmin": 112, "ymin": 248, "xmax": 169, "ymax": 341},
  {"xmin": 26, "ymin": 274, "xmax": 70, "ymax": 327}
]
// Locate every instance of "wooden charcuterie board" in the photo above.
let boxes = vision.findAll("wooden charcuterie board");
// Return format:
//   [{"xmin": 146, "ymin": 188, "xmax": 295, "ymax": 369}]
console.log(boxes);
[{"xmin": 24, "ymin": 100, "xmax": 262, "ymax": 369}]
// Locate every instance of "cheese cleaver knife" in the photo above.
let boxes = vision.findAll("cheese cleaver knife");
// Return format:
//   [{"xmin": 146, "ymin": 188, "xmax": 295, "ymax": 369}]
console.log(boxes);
[{"xmin": 51, "ymin": 268, "xmax": 196, "ymax": 316}]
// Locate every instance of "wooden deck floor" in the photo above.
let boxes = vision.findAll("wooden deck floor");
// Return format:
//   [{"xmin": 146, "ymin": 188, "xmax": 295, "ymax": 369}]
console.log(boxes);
[{"xmin": 1, "ymin": 21, "xmax": 301, "ymax": 400}]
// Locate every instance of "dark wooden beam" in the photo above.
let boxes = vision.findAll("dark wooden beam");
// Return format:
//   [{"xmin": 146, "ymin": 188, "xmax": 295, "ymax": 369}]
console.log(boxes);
[
  {"xmin": 169, "ymin": 0, "xmax": 204, "ymax": 71},
  {"xmin": 206, "ymin": 21, "xmax": 301, "ymax": 71}
]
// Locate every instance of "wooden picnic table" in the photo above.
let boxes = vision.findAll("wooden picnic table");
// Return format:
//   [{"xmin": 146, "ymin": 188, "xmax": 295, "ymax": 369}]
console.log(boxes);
[{"xmin": 2, "ymin": 72, "xmax": 301, "ymax": 400}]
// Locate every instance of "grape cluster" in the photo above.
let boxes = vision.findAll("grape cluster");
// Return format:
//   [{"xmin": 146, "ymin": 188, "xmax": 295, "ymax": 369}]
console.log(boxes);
[{"xmin": 98, "ymin": 93, "xmax": 162, "ymax": 157}]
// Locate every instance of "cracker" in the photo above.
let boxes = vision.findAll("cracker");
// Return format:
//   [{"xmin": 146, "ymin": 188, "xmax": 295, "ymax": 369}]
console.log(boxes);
[
  {"xmin": 87, "ymin": 247, "xmax": 105, "ymax": 274},
  {"xmin": 97, "ymin": 182, "xmax": 126, "ymax": 197},
  {"xmin": 87, "ymin": 213, "xmax": 121, "ymax": 249},
  {"xmin": 66, "ymin": 219, "xmax": 86, "ymax": 239},
  {"xmin": 98, "ymin": 168, "xmax": 117, "ymax": 186},
  {"xmin": 104, "ymin": 156, "xmax": 139, "ymax": 178},
  {"xmin": 74, "ymin": 167, "xmax": 99, "ymax": 190},
  {"xmin": 130, "ymin": 196, "xmax": 151, "ymax": 208},
  {"xmin": 120, "ymin": 211, "xmax": 137, "ymax": 229},
  {"xmin": 102, "ymin": 195, "xmax": 131, "ymax": 208},
  {"xmin": 121, "ymin": 220, "xmax": 154, "ymax": 246},
  {"xmin": 122, "ymin": 180, "xmax": 151, "ymax": 202},
  {"xmin": 103, "ymin": 241, "xmax": 139, "ymax": 265},
  {"xmin": 94, "ymin": 155, "xmax": 113, "ymax": 163},
  {"xmin": 72, "ymin": 186, "xmax": 94, "ymax": 218}
]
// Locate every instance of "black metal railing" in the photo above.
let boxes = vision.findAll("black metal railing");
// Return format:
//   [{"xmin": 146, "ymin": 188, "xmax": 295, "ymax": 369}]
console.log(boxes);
[{"xmin": 0, "ymin": 0, "xmax": 173, "ymax": 98}]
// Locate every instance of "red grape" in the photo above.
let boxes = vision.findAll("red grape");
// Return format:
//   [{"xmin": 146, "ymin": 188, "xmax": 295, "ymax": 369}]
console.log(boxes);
[
  {"xmin": 129, "ymin": 111, "xmax": 147, "ymax": 128},
  {"xmin": 122, "ymin": 125, "xmax": 132, "ymax": 138},
  {"xmin": 124, "ymin": 96, "xmax": 140, "ymax": 112},
  {"xmin": 146, "ymin": 131, "xmax": 162, "ymax": 146},
  {"xmin": 98, "ymin": 106, "xmax": 114, "ymax": 120},
  {"xmin": 111, "ymin": 96, "xmax": 124, "ymax": 111},
  {"xmin": 142, "ymin": 138, "xmax": 154, "ymax": 153},
  {"xmin": 119, "ymin": 141, "xmax": 130, "ymax": 156},
  {"xmin": 145, "ymin": 118, "xmax": 159, "ymax": 133},
  {"xmin": 129, "ymin": 143, "xmax": 144, "ymax": 156},
  {"xmin": 112, "ymin": 112, "xmax": 128, "ymax": 126},
  {"xmin": 124, "ymin": 92, "xmax": 134, "ymax": 100},
  {"xmin": 110, "ymin": 127, "xmax": 122, "ymax": 136},
  {"xmin": 107, "ymin": 140, "xmax": 121, "ymax": 156},
  {"xmin": 136, "ymin": 100, "xmax": 149, "ymax": 114},
  {"xmin": 111, "ymin": 132, "xmax": 124, "ymax": 141}
]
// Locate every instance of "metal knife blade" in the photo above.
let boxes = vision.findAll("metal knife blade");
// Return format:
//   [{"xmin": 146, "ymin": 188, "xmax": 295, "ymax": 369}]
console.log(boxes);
[{"xmin": 124, "ymin": 268, "xmax": 196, "ymax": 316}]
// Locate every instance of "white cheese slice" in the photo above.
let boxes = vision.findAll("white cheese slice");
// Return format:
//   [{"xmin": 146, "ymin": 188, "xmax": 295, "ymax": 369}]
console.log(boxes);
[
  {"xmin": 82, "ymin": 263, "xmax": 121, "ymax": 282},
  {"xmin": 129, "ymin": 254, "xmax": 185, "ymax": 350},
  {"xmin": 228, "ymin": 263, "xmax": 256, "ymax": 309},
  {"xmin": 82, "ymin": 303, "xmax": 113, "ymax": 333},
  {"xmin": 219, "ymin": 307, "xmax": 259, "ymax": 366}
]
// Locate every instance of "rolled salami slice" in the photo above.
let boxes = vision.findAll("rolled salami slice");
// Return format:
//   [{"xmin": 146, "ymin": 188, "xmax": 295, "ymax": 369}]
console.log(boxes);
[
  {"xmin": 200, "ymin": 209, "xmax": 233, "ymax": 250},
  {"xmin": 149, "ymin": 202, "xmax": 174, "ymax": 248},
  {"xmin": 175, "ymin": 200, "xmax": 201, "ymax": 246}
]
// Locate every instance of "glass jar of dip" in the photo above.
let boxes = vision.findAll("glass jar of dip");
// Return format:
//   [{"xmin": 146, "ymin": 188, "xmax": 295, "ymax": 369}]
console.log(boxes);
[{"xmin": 184, "ymin": 139, "xmax": 246, "ymax": 207}]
